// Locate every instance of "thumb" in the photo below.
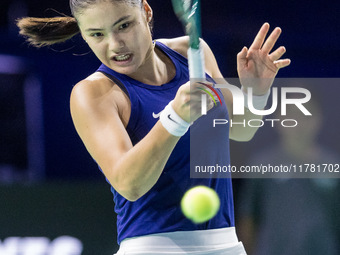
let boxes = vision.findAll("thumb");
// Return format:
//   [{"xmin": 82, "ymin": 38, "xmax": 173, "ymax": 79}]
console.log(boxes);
[{"xmin": 237, "ymin": 46, "xmax": 248, "ymax": 69}]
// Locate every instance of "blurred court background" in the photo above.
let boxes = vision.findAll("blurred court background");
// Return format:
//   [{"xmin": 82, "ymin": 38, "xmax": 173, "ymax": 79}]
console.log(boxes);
[{"xmin": 0, "ymin": 0, "xmax": 339, "ymax": 254}]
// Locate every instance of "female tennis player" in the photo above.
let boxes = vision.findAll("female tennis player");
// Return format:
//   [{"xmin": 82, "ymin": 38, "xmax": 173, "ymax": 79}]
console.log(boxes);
[{"xmin": 17, "ymin": 0, "xmax": 290, "ymax": 254}]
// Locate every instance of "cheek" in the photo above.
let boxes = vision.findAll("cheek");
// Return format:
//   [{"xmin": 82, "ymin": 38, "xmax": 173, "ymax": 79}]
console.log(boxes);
[
  {"xmin": 133, "ymin": 21, "xmax": 151, "ymax": 41},
  {"xmin": 88, "ymin": 42, "xmax": 106, "ymax": 59}
]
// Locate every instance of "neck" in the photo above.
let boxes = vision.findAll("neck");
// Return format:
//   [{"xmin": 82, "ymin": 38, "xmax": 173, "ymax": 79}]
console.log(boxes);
[{"xmin": 128, "ymin": 42, "xmax": 175, "ymax": 85}]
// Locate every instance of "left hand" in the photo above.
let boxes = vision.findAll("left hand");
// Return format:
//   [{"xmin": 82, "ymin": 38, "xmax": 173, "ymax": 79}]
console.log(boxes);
[{"xmin": 237, "ymin": 23, "xmax": 291, "ymax": 95}]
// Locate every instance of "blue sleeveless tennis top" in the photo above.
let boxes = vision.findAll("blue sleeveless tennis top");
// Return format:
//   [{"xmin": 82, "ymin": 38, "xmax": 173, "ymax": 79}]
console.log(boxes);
[{"xmin": 96, "ymin": 41, "xmax": 234, "ymax": 244}]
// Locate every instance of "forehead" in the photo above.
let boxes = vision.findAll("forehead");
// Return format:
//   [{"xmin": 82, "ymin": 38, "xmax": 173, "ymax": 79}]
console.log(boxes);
[{"xmin": 76, "ymin": 1, "xmax": 141, "ymax": 28}]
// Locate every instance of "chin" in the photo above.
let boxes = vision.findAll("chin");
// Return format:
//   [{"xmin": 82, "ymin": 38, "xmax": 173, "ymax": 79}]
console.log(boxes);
[{"xmin": 105, "ymin": 63, "xmax": 135, "ymax": 75}]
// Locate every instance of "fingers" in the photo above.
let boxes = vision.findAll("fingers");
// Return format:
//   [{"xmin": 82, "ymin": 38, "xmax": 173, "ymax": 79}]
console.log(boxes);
[
  {"xmin": 185, "ymin": 83, "xmax": 215, "ymax": 121},
  {"xmin": 174, "ymin": 81, "xmax": 217, "ymax": 122},
  {"xmin": 269, "ymin": 46, "xmax": 291, "ymax": 69},
  {"xmin": 237, "ymin": 46, "xmax": 248, "ymax": 70},
  {"xmin": 262, "ymin": 27, "xmax": 282, "ymax": 54},
  {"xmin": 249, "ymin": 23, "xmax": 270, "ymax": 50},
  {"xmin": 248, "ymin": 23, "xmax": 290, "ymax": 70},
  {"xmin": 196, "ymin": 82, "xmax": 221, "ymax": 105},
  {"xmin": 250, "ymin": 23, "xmax": 284, "ymax": 54},
  {"xmin": 274, "ymin": 59, "xmax": 291, "ymax": 69},
  {"xmin": 269, "ymin": 46, "xmax": 286, "ymax": 61},
  {"xmin": 193, "ymin": 82, "xmax": 217, "ymax": 113},
  {"xmin": 237, "ymin": 46, "xmax": 248, "ymax": 60}
]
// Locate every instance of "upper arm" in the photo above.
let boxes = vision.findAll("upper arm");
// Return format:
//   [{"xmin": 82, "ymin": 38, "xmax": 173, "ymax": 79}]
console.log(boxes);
[{"xmin": 70, "ymin": 76, "xmax": 132, "ymax": 184}]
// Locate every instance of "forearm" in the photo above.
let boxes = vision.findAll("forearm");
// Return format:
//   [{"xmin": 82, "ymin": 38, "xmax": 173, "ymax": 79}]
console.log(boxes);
[
  {"xmin": 229, "ymin": 108, "xmax": 263, "ymax": 142},
  {"xmin": 109, "ymin": 121, "xmax": 180, "ymax": 201},
  {"xmin": 229, "ymin": 85, "xmax": 270, "ymax": 141}
]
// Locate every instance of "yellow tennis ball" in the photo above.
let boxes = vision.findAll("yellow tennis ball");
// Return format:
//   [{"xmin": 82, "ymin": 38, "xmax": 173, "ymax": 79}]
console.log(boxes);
[{"xmin": 181, "ymin": 185, "xmax": 220, "ymax": 224}]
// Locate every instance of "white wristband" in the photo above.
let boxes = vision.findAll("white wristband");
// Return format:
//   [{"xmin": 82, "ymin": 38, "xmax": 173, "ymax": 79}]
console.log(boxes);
[
  {"xmin": 159, "ymin": 100, "xmax": 191, "ymax": 137},
  {"xmin": 242, "ymin": 86, "xmax": 271, "ymax": 110}
]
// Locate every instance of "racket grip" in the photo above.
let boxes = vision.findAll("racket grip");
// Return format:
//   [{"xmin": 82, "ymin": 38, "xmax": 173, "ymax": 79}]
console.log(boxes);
[{"xmin": 187, "ymin": 47, "xmax": 205, "ymax": 79}]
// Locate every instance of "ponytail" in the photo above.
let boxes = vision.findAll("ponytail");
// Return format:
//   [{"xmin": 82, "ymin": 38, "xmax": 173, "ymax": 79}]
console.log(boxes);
[{"xmin": 16, "ymin": 16, "xmax": 80, "ymax": 48}]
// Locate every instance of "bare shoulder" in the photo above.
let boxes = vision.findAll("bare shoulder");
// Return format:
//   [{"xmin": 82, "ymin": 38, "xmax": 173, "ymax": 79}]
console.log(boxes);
[
  {"xmin": 157, "ymin": 37, "xmax": 222, "ymax": 79},
  {"xmin": 156, "ymin": 36, "xmax": 190, "ymax": 58},
  {"xmin": 71, "ymin": 72, "xmax": 116, "ymax": 103},
  {"xmin": 71, "ymin": 72, "xmax": 128, "ymax": 108},
  {"xmin": 70, "ymin": 72, "xmax": 130, "ymax": 125}
]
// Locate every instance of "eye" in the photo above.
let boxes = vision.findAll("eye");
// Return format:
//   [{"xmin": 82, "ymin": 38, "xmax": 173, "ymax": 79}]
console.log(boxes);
[
  {"xmin": 119, "ymin": 23, "xmax": 130, "ymax": 30},
  {"xmin": 90, "ymin": 32, "xmax": 104, "ymax": 38}
]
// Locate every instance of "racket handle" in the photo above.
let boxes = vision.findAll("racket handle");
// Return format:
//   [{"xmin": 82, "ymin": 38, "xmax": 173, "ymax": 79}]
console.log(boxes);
[{"xmin": 188, "ymin": 47, "xmax": 205, "ymax": 79}]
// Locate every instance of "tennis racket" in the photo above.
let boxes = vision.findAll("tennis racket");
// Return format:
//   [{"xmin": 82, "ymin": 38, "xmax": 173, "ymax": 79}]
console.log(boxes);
[{"xmin": 171, "ymin": 0, "xmax": 205, "ymax": 79}]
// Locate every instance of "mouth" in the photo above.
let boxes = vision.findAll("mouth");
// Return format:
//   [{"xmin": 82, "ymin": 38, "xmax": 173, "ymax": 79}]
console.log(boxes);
[{"xmin": 112, "ymin": 53, "xmax": 133, "ymax": 62}]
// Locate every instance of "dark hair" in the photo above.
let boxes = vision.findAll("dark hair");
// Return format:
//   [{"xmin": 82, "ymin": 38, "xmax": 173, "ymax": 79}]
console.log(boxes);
[
  {"xmin": 17, "ymin": 16, "xmax": 79, "ymax": 47},
  {"xmin": 16, "ymin": 0, "xmax": 148, "ymax": 48}
]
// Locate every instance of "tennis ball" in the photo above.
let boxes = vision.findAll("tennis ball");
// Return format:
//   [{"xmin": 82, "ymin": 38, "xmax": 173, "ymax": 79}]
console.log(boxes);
[{"xmin": 181, "ymin": 185, "xmax": 220, "ymax": 224}]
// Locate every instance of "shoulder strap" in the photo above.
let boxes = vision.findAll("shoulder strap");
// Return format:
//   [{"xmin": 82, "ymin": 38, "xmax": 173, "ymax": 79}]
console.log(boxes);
[{"xmin": 97, "ymin": 70, "xmax": 129, "ymax": 98}]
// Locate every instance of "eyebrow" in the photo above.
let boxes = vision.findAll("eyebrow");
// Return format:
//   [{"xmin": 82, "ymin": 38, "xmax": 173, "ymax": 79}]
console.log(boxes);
[{"xmin": 85, "ymin": 15, "xmax": 132, "ymax": 31}]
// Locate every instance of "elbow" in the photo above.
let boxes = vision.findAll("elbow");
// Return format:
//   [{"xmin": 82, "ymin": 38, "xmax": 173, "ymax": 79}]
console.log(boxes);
[
  {"xmin": 103, "ymin": 166, "xmax": 145, "ymax": 202},
  {"xmin": 232, "ymin": 136, "xmax": 253, "ymax": 142},
  {"xmin": 104, "ymin": 163, "xmax": 155, "ymax": 202},
  {"xmin": 230, "ymin": 131, "xmax": 256, "ymax": 142},
  {"xmin": 240, "ymin": 133, "xmax": 256, "ymax": 142},
  {"xmin": 123, "ymin": 195, "xmax": 140, "ymax": 202},
  {"xmin": 122, "ymin": 190, "xmax": 142, "ymax": 202},
  {"xmin": 113, "ymin": 181, "xmax": 146, "ymax": 202}
]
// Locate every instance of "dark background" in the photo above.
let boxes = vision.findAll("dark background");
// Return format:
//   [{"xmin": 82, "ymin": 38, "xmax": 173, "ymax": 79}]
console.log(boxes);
[
  {"xmin": 1, "ymin": 0, "xmax": 338, "ymax": 180},
  {"xmin": 0, "ymin": 0, "xmax": 339, "ymax": 254}
]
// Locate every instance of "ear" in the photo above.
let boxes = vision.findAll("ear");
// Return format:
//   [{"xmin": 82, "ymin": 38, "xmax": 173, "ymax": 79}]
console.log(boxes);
[{"xmin": 143, "ymin": 0, "xmax": 153, "ymax": 22}]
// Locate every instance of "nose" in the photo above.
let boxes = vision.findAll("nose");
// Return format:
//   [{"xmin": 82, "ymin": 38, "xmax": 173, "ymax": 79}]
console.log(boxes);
[{"xmin": 108, "ymin": 33, "xmax": 125, "ymax": 53}]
